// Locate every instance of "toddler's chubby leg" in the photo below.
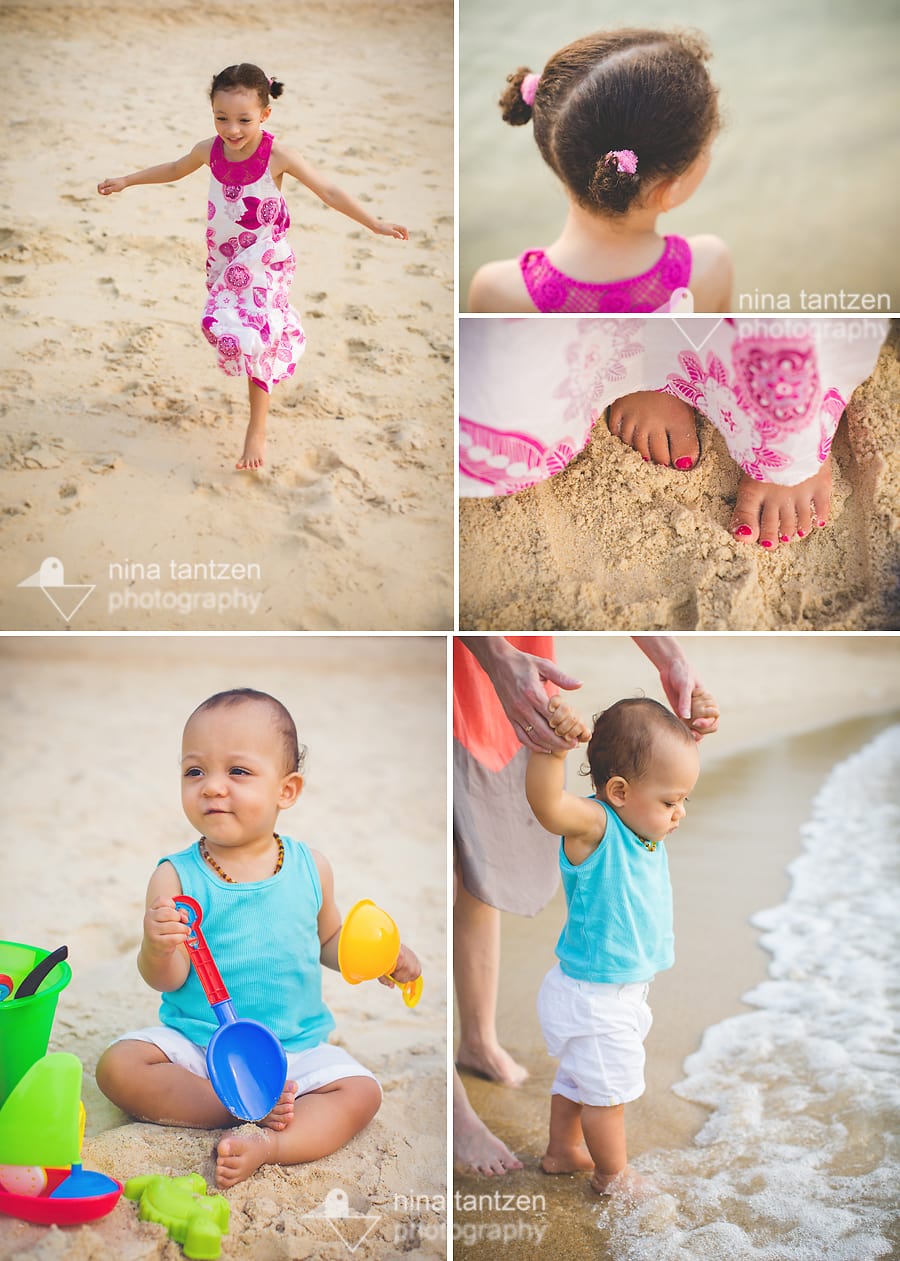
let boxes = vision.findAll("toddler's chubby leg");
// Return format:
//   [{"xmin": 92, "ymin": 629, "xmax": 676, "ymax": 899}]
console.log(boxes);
[
  {"xmin": 581, "ymin": 1103, "xmax": 657, "ymax": 1200},
  {"xmin": 96, "ymin": 1040, "xmax": 234, "ymax": 1129},
  {"xmin": 541, "ymin": 1093, "xmax": 594, "ymax": 1174},
  {"xmin": 607, "ymin": 392, "xmax": 700, "ymax": 469},
  {"xmin": 216, "ymin": 1075, "xmax": 382, "ymax": 1189},
  {"xmin": 731, "ymin": 458, "xmax": 832, "ymax": 548},
  {"xmin": 236, "ymin": 380, "xmax": 270, "ymax": 471}
]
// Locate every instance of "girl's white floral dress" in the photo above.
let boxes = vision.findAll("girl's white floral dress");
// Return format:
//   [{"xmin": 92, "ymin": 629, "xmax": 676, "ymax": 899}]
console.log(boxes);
[{"xmin": 202, "ymin": 130, "xmax": 305, "ymax": 391}]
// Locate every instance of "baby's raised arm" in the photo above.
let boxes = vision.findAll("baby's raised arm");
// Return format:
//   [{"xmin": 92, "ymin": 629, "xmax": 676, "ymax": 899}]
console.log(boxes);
[
  {"xmin": 525, "ymin": 697, "xmax": 600, "ymax": 842},
  {"xmin": 98, "ymin": 140, "xmax": 210, "ymax": 196}
]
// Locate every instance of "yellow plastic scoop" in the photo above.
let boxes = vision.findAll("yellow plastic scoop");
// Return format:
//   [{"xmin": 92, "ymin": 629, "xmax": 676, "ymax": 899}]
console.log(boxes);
[{"xmin": 338, "ymin": 901, "xmax": 423, "ymax": 1008}]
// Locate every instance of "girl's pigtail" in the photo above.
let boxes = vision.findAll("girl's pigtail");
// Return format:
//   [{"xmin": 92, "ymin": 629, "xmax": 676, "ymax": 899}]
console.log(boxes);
[
  {"xmin": 588, "ymin": 152, "xmax": 640, "ymax": 214},
  {"xmin": 269, "ymin": 78, "xmax": 285, "ymax": 99},
  {"xmin": 499, "ymin": 66, "xmax": 536, "ymax": 125}
]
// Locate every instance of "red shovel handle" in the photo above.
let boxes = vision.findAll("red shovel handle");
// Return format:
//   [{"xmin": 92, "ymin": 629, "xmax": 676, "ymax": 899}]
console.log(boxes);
[{"xmin": 173, "ymin": 896, "xmax": 230, "ymax": 1007}]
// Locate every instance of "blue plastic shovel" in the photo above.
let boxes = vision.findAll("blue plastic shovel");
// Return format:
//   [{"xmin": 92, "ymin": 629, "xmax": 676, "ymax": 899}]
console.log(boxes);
[{"xmin": 173, "ymin": 896, "xmax": 287, "ymax": 1122}]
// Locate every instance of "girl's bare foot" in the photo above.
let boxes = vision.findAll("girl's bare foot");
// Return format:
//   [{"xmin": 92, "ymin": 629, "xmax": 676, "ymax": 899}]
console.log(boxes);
[
  {"xmin": 259, "ymin": 1082, "xmax": 296, "ymax": 1132},
  {"xmin": 607, "ymin": 392, "xmax": 700, "ymax": 469},
  {"xmin": 541, "ymin": 1144, "xmax": 594, "ymax": 1174},
  {"xmin": 456, "ymin": 1041, "xmax": 529, "ymax": 1087},
  {"xmin": 731, "ymin": 459, "xmax": 832, "ymax": 548},
  {"xmin": 590, "ymin": 1165, "xmax": 660, "ymax": 1200},
  {"xmin": 216, "ymin": 1126, "xmax": 278, "ymax": 1188},
  {"xmin": 236, "ymin": 425, "xmax": 266, "ymax": 471}
]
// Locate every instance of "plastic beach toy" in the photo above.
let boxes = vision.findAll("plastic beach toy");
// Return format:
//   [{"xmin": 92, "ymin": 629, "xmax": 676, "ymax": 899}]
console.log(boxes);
[
  {"xmin": 338, "ymin": 900, "xmax": 423, "ymax": 1008},
  {"xmin": 173, "ymin": 896, "xmax": 288, "ymax": 1122},
  {"xmin": 0, "ymin": 941, "xmax": 72, "ymax": 1106},
  {"xmin": 125, "ymin": 1173, "xmax": 229, "ymax": 1261}
]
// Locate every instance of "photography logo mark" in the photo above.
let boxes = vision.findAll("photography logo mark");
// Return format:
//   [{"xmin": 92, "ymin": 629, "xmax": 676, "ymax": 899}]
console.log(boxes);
[
  {"xmin": 302, "ymin": 1188, "xmax": 380, "ymax": 1254},
  {"xmin": 17, "ymin": 557, "xmax": 96, "ymax": 624},
  {"xmin": 672, "ymin": 316, "xmax": 724, "ymax": 353}
]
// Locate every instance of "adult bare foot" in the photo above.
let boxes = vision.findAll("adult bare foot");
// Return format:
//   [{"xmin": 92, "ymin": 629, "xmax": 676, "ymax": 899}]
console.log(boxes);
[
  {"xmin": 236, "ymin": 424, "xmax": 266, "ymax": 471},
  {"xmin": 607, "ymin": 392, "xmax": 700, "ymax": 469},
  {"xmin": 216, "ymin": 1126, "xmax": 278, "ymax": 1188},
  {"xmin": 731, "ymin": 459, "xmax": 832, "ymax": 548},
  {"xmin": 259, "ymin": 1082, "xmax": 296, "ymax": 1132},
  {"xmin": 454, "ymin": 1107, "xmax": 524, "ymax": 1176},
  {"xmin": 541, "ymin": 1145, "xmax": 594, "ymax": 1174},
  {"xmin": 456, "ymin": 1041, "xmax": 529, "ymax": 1087}
]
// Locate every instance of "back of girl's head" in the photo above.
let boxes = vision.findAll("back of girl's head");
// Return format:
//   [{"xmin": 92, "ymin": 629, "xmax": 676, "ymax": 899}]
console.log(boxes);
[
  {"xmin": 210, "ymin": 63, "xmax": 285, "ymax": 108},
  {"xmin": 499, "ymin": 28, "xmax": 719, "ymax": 215},
  {"xmin": 586, "ymin": 697, "xmax": 692, "ymax": 788}
]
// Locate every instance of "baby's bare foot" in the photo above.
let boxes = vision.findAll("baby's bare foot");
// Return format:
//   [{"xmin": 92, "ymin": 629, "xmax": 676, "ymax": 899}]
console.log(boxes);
[
  {"xmin": 216, "ymin": 1127, "xmax": 278, "ymax": 1188},
  {"xmin": 236, "ymin": 426, "xmax": 266, "ymax": 471},
  {"xmin": 731, "ymin": 459, "xmax": 832, "ymax": 549},
  {"xmin": 456, "ymin": 1041, "xmax": 528, "ymax": 1088},
  {"xmin": 260, "ymin": 1082, "xmax": 296, "ymax": 1132},
  {"xmin": 607, "ymin": 392, "xmax": 699, "ymax": 469},
  {"xmin": 590, "ymin": 1165, "xmax": 660, "ymax": 1201},
  {"xmin": 541, "ymin": 1144, "xmax": 594, "ymax": 1174}
]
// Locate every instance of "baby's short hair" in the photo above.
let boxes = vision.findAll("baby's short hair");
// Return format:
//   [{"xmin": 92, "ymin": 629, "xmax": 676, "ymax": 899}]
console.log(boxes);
[
  {"xmin": 586, "ymin": 697, "xmax": 692, "ymax": 788},
  {"xmin": 187, "ymin": 688, "xmax": 305, "ymax": 776}
]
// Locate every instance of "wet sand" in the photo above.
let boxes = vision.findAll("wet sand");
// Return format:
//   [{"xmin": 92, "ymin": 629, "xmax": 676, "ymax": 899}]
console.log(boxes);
[{"xmin": 454, "ymin": 635, "xmax": 900, "ymax": 1257}]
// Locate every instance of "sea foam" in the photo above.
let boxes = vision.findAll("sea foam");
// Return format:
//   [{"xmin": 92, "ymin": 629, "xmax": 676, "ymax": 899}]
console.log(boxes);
[{"xmin": 599, "ymin": 724, "xmax": 900, "ymax": 1260}]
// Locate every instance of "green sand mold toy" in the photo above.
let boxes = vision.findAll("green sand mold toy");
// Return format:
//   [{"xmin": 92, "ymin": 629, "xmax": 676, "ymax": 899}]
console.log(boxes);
[{"xmin": 124, "ymin": 1173, "xmax": 229, "ymax": 1260}]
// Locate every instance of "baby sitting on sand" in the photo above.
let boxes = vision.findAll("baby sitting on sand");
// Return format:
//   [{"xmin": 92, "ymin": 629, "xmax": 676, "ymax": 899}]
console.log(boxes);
[
  {"xmin": 525, "ymin": 690, "xmax": 715, "ymax": 1196},
  {"xmin": 96, "ymin": 687, "xmax": 420, "ymax": 1187}
]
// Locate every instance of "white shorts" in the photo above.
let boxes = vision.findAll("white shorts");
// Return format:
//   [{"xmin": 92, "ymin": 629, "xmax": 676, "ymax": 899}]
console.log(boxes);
[
  {"xmin": 537, "ymin": 964, "xmax": 653, "ymax": 1107},
  {"xmin": 114, "ymin": 1026, "xmax": 380, "ymax": 1100}
]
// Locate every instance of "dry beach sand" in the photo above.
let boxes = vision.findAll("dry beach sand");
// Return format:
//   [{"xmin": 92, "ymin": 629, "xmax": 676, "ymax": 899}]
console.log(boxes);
[
  {"xmin": 460, "ymin": 321, "xmax": 900, "ymax": 631},
  {"xmin": 0, "ymin": 0, "xmax": 452, "ymax": 631},
  {"xmin": 0, "ymin": 636, "xmax": 447, "ymax": 1260},
  {"xmin": 454, "ymin": 634, "xmax": 900, "ymax": 1258}
]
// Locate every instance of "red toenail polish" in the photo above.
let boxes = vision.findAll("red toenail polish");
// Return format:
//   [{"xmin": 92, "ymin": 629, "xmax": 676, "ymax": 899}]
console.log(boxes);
[
  {"xmin": 817, "ymin": 519, "xmax": 826, "ymax": 528},
  {"xmin": 641, "ymin": 455, "xmax": 650, "ymax": 462},
  {"xmin": 780, "ymin": 534, "xmax": 790, "ymax": 542},
  {"xmin": 797, "ymin": 529, "xmax": 806, "ymax": 538},
  {"xmin": 675, "ymin": 457, "xmax": 694, "ymax": 470},
  {"xmin": 760, "ymin": 539, "xmax": 774, "ymax": 549},
  {"xmin": 734, "ymin": 525, "xmax": 753, "ymax": 537}
]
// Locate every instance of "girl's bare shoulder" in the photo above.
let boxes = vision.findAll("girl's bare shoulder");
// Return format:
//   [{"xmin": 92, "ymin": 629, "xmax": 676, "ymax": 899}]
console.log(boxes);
[
  {"xmin": 686, "ymin": 233, "xmax": 733, "ymax": 313},
  {"xmin": 468, "ymin": 257, "xmax": 536, "ymax": 313}
]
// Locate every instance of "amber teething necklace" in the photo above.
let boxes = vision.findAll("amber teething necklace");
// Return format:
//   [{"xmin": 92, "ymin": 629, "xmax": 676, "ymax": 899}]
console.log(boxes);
[
  {"xmin": 637, "ymin": 836, "xmax": 658, "ymax": 853},
  {"xmin": 199, "ymin": 832, "xmax": 284, "ymax": 883}
]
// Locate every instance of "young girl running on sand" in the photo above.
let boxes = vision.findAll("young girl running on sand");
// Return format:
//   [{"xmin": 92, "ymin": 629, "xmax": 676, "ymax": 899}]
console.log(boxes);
[
  {"xmin": 98, "ymin": 63, "xmax": 408, "ymax": 471},
  {"xmin": 525, "ymin": 692, "xmax": 715, "ymax": 1197},
  {"xmin": 468, "ymin": 28, "xmax": 731, "ymax": 314}
]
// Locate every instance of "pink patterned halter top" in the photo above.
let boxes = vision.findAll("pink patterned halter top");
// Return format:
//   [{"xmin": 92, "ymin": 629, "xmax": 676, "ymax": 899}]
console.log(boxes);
[{"xmin": 519, "ymin": 236, "xmax": 692, "ymax": 313}]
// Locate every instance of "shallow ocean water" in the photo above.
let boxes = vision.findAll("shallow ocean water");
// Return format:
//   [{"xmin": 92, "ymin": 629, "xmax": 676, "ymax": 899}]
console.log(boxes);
[{"xmin": 597, "ymin": 723, "xmax": 900, "ymax": 1259}]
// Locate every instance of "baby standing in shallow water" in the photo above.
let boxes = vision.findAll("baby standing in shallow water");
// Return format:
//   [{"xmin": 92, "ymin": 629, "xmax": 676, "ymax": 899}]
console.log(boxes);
[
  {"xmin": 525, "ymin": 692, "xmax": 717, "ymax": 1197},
  {"xmin": 468, "ymin": 27, "xmax": 732, "ymax": 314},
  {"xmin": 96, "ymin": 687, "xmax": 420, "ymax": 1188},
  {"xmin": 98, "ymin": 63, "xmax": 408, "ymax": 471}
]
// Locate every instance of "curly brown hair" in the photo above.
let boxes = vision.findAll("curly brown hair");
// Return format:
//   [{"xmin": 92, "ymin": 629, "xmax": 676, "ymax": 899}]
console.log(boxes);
[
  {"xmin": 499, "ymin": 28, "xmax": 719, "ymax": 216},
  {"xmin": 585, "ymin": 697, "xmax": 693, "ymax": 789},
  {"xmin": 210, "ymin": 63, "xmax": 284, "ymax": 109}
]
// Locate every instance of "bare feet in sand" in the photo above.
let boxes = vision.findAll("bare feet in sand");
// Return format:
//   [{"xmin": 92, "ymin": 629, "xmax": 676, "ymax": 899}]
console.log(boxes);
[
  {"xmin": 731, "ymin": 459, "xmax": 832, "ymax": 549},
  {"xmin": 541, "ymin": 1144, "xmax": 594, "ymax": 1174},
  {"xmin": 607, "ymin": 392, "xmax": 699, "ymax": 469},
  {"xmin": 259, "ymin": 1082, "xmax": 296, "ymax": 1132},
  {"xmin": 236, "ymin": 424, "xmax": 266, "ymax": 471},
  {"xmin": 454, "ymin": 1109, "xmax": 524, "ymax": 1177},
  {"xmin": 456, "ymin": 1041, "xmax": 529, "ymax": 1088},
  {"xmin": 590, "ymin": 1165, "xmax": 660, "ymax": 1201},
  {"xmin": 216, "ymin": 1126, "xmax": 278, "ymax": 1188}
]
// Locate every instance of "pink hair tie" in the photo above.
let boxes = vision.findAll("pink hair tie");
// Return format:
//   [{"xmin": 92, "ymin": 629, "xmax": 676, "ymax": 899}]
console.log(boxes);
[
  {"xmin": 267, "ymin": 76, "xmax": 274, "ymax": 87},
  {"xmin": 605, "ymin": 149, "xmax": 638, "ymax": 175},
  {"xmin": 520, "ymin": 73, "xmax": 540, "ymax": 107}
]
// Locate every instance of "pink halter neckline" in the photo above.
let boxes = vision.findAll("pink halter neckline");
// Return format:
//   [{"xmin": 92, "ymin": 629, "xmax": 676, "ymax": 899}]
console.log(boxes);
[
  {"xmin": 210, "ymin": 130, "xmax": 274, "ymax": 188},
  {"xmin": 519, "ymin": 236, "xmax": 692, "ymax": 314}
]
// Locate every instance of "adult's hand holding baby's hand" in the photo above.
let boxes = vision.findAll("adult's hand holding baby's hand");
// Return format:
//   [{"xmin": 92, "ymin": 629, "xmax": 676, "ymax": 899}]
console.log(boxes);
[
  {"xmin": 687, "ymin": 685, "xmax": 720, "ymax": 740},
  {"xmin": 547, "ymin": 695, "xmax": 591, "ymax": 748},
  {"xmin": 143, "ymin": 896, "xmax": 190, "ymax": 954}
]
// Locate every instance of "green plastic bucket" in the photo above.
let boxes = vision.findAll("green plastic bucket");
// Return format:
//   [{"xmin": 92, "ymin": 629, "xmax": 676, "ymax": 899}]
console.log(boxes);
[{"xmin": 0, "ymin": 941, "xmax": 72, "ymax": 1106}]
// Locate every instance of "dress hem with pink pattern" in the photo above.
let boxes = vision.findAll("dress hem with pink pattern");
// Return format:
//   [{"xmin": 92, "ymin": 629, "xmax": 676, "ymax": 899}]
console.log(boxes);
[
  {"xmin": 459, "ymin": 318, "xmax": 888, "ymax": 495},
  {"xmin": 203, "ymin": 131, "xmax": 305, "ymax": 394}
]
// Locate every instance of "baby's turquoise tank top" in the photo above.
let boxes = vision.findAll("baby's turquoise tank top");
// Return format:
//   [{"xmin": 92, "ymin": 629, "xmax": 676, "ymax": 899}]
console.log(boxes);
[
  {"xmin": 158, "ymin": 835, "xmax": 335, "ymax": 1051},
  {"xmin": 556, "ymin": 800, "xmax": 674, "ymax": 984}
]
